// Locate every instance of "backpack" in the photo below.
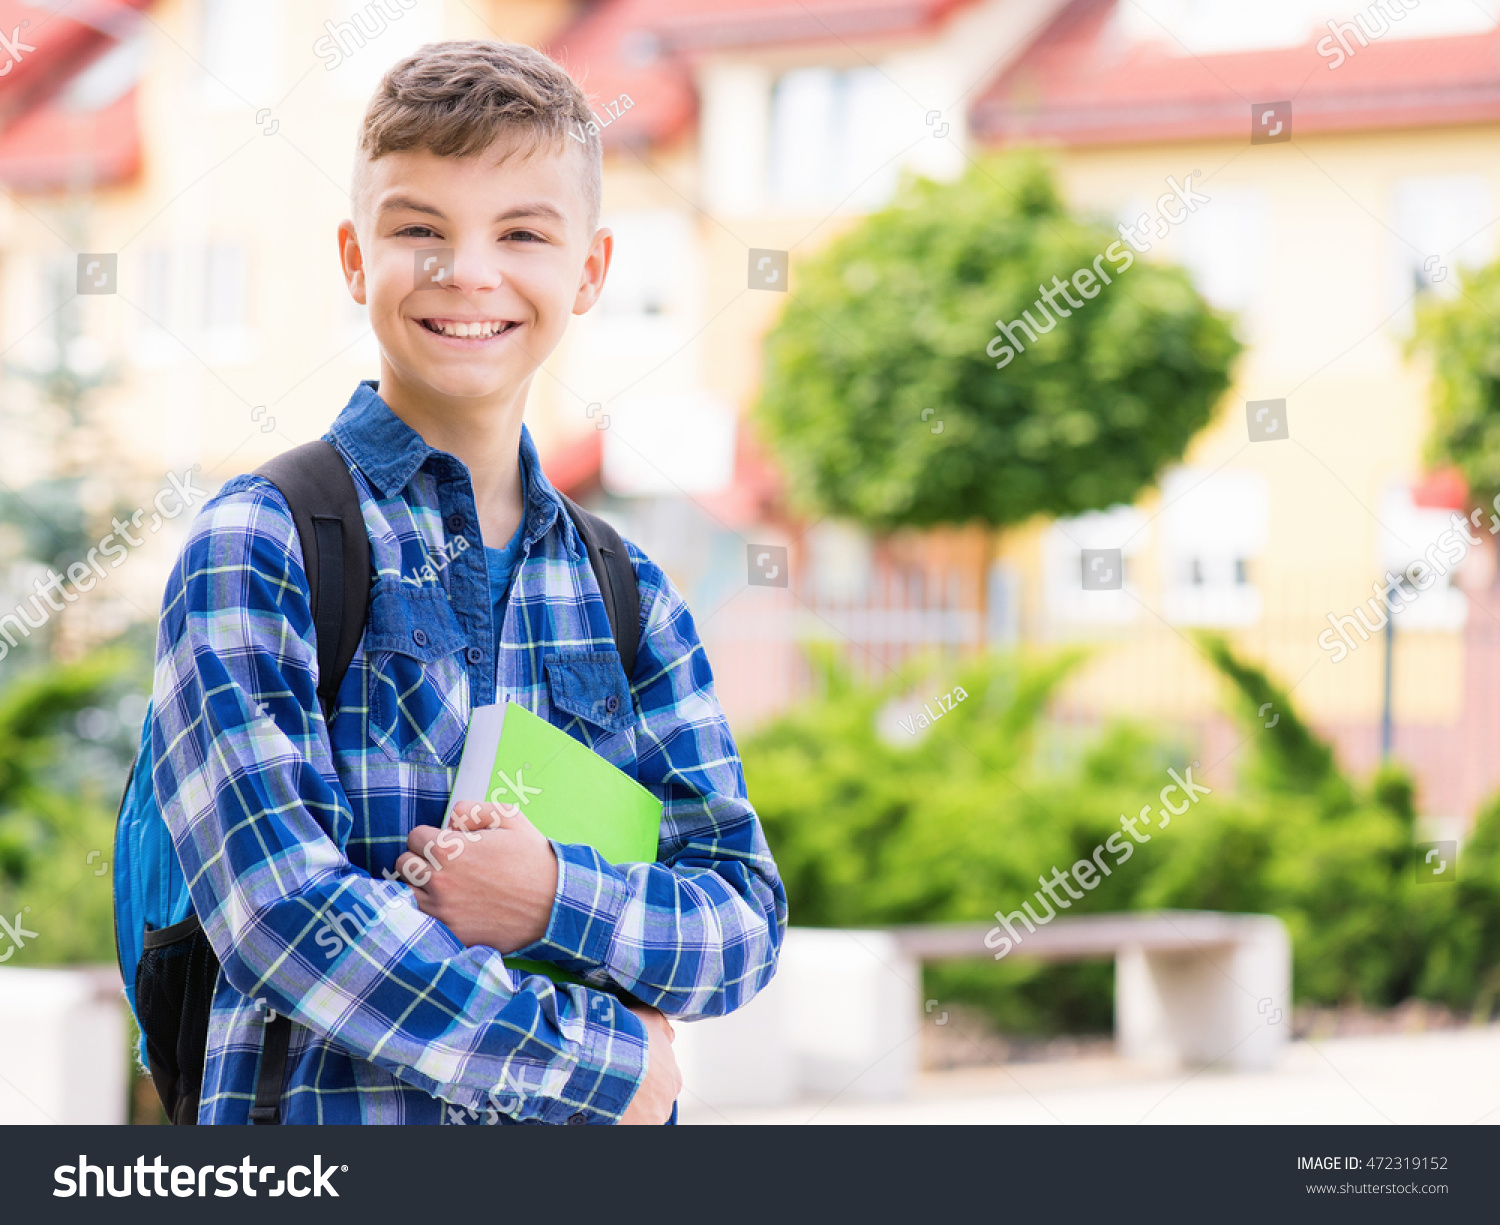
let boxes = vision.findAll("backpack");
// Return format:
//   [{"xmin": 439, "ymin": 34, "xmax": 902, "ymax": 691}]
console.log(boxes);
[{"xmin": 113, "ymin": 440, "xmax": 640, "ymax": 1125}]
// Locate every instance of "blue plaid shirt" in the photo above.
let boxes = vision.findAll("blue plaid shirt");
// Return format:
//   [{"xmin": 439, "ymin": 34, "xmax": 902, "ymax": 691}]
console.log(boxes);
[{"xmin": 150, "ymin": 381, "xmax": 786, "ymax": 1124}]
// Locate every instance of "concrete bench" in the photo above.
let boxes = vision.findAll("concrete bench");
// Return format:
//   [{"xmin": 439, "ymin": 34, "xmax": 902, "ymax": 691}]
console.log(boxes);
[
  {"xmin": 0, "ymin": 965, "xmax": 127, "ymax": 1124},
  {"xmin": 675, "ymin": 911, "xmax": 1291, "ymax": 1110}
]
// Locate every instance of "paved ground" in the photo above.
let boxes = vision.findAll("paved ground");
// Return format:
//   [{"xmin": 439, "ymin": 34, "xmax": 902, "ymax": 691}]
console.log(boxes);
[{"xmin": 679, "ymin": 1025, "xmax": 1500, "ymax": 1124}]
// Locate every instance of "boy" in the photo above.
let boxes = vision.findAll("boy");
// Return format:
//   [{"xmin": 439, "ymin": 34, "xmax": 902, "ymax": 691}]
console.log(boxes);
[{"xmin": 150, "ymin": 40, "xmax": 786, "ymax": 1125}]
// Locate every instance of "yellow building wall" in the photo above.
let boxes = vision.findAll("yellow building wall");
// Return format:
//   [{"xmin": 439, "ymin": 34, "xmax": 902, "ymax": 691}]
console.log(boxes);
[{"xmin": 996, "ymin": 125, "xmax": 1498, "ymax": 729}]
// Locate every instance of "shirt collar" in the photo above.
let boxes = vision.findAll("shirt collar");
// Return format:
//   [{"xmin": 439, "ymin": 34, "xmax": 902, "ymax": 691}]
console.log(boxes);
[{"xmin": 330, "ymin": 379, "xmax": 574, "ymax": 555}]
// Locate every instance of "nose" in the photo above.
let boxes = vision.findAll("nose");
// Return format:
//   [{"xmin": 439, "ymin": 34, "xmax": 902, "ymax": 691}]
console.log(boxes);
[{"xmin": 446, "ymin": 241, "xmax": 503, "ymax": 296}]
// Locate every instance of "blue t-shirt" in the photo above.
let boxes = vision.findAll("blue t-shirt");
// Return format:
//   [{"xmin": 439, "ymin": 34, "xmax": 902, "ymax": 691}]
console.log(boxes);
[{"xmin": 485, "ymin": 517, "xmax": 526, "ymax": 634}]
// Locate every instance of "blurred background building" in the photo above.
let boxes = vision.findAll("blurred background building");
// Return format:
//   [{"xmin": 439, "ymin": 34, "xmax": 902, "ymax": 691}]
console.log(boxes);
[
  {"xmin": 8, "ymin": 0, "xmax": 1500, "ymax": 1126},
  {"xmin": 2, "ymin": 0, "xmax": 1498, "ymax": 825}
]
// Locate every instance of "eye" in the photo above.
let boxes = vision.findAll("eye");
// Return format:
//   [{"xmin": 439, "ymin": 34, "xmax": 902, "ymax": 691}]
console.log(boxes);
[
  {"xmin": 505, "ymin": 230, "xmax": 545, "ymax": 244},
  {"xmin": 395, "ymin": 224, "xmax": 440, "ymax": 239}
]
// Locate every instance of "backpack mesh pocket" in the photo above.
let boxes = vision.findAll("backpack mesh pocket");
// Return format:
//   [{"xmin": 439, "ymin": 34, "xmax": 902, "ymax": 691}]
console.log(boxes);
[{"xmin": 135, "ymin": 917, "xmax": 220, "ymax": 1126}]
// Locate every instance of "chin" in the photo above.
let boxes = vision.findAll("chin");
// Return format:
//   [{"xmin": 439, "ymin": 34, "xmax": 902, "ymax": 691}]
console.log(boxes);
[{"xmin": 419, "ymin": 364, "xmax": 521, "ymax": 401}]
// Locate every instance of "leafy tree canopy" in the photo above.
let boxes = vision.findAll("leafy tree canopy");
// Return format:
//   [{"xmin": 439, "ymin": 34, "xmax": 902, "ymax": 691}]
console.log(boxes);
[{"xmin": 753, "ymin": 154, "xmax": 1242, "ymax": 530}]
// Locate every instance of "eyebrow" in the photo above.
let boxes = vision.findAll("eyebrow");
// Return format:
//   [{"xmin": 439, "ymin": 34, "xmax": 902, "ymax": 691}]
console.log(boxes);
[{"xmin": 376, "ymin": 195, "xmax": 568, "ymax": 225}]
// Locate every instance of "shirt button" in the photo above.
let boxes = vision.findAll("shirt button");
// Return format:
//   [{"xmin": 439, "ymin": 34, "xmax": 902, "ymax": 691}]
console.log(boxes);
[
  {"xmin": 566, "ymin": 1112, "xmax": 588, "ymax": 1125},
  {"xmin": 445, "ymin": 514, "xmax": 465, "ymax": 533},
  {"xmin": 411, "ymin": 629, "xmax": 428, "ymax": 647},
  {"xmin": 604, "ymin": 694, "xmax": 620, "ymax": 714},
  {"xmin": 466, "ymin": 647, "xmax": 484, "ymax": 665}
]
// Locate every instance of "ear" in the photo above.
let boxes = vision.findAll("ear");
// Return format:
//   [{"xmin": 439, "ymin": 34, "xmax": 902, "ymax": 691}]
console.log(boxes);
[
  {"xmin": 572, "ymin": 226, "xmax": 613, "ymax": 316},
  {"xmin": 338, "ymin": 218, "xmax": 367, "ymax": 306}
]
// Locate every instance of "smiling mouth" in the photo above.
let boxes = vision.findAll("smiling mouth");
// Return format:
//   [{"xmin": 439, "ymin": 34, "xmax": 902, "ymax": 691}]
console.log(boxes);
[{"xmin": 417, "ymin": 318, "xmax": 521, "ymax": 340}]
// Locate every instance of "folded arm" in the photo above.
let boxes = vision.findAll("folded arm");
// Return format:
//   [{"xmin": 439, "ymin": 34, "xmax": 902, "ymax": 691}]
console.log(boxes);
[{"xmin": 510, "ymin": 547, "xmax": 788, "ymax": 1018}]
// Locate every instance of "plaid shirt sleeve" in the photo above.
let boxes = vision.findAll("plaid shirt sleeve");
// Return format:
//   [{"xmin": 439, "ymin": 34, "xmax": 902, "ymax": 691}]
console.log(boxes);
[
  {"xmin": 513, "ymin": 545, "xmax": 789, "ymax": 1017},
  {"xmin": 151, "ymin": 479, "xmax": 648, "ymax": 1123}
]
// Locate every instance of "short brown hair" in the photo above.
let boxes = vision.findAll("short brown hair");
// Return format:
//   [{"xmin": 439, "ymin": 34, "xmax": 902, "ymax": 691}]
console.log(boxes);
[{"xmin": 352, "ymin": 40, "xmax": 602, "ymax": 232}]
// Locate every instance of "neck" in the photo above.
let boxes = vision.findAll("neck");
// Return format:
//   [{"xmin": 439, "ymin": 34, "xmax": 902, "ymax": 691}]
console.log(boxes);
[{"xmin": 375, "ymin": 360, "xmax": 530, "ymax": 549}]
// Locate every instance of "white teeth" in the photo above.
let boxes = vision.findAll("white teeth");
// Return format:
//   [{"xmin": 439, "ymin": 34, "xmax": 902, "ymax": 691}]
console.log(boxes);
[{"xmin": 428, "ymin": 320, "xmax": 510, "ymax": 338}]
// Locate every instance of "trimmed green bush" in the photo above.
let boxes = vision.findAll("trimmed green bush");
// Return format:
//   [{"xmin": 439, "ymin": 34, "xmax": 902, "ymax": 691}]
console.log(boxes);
[{"xmin": 742, "ymin": 638, "xmax": 1496, "ymax": 1031}]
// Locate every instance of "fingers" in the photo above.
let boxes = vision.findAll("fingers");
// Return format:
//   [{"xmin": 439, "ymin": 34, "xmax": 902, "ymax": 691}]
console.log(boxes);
[
  {"xmin": 449, "ymin": 802, "xmax": 505, "ymax": 832},
  {"xmin": 393, "ymin": 850, "xmax": 432, "ymax": 888},
  {"xmin": 407, "ymin": 824, "xmax": 442, "ymax": 855},
  {"xmin": 449, "ymin": 801, "xmax": 523, "ymax": 832}
]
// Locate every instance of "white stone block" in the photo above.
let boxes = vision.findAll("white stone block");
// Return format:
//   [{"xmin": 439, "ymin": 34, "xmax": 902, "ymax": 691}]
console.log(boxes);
[
  {"xmin": 675, "ymin": 968, "xmax": 796, "ymax": 1110},
  {"xmin": 0, "ymin": 966, "xmax": 127, "ymax": 1124},
  {"xmin": 778, "ymin": 928, "xmax": 920, "ymax": 1101},
  {"xmin": 1115, "ymin": 917, "xmax": 1291, "ymax": 1072}
]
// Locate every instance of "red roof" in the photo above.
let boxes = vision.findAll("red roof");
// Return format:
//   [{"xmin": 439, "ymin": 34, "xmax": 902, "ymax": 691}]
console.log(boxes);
[
  {"xmin": 0, "ymin": 85, "xmax": 140, "ymax": 191},
  {"xmin": 0, "ymin": 0, "xmax": 153, "ymax": 124},
  {"xmin": 972, "ymin": 0, "xmax": 1500, "ymax": 147},
  {"xmin": 0, "ymin": 0, "xmax": 155, "ymax": 191},
  {"xmin": 546, "ymin": 0, "xmax": 976, "ymax": 148}
]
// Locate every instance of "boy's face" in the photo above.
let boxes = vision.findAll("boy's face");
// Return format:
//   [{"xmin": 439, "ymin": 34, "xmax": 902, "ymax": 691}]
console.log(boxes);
[{"xmin": 339, "ymin": 134, "xmax": 609, "ymax": 407}]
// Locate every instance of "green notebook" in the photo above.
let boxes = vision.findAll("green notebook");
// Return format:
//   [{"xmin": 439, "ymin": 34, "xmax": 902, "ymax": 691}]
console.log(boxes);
[{"xmin": 446, "ymin": 700, "xmax": 662, "ymax": 986}]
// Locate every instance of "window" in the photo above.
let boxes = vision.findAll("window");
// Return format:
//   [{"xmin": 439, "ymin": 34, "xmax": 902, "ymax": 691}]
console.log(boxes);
[
  {"xmin": 15, "ymin": 255, "xmax": 73, "ymax": 371},
  {"xmin": 1043, "ymin": 505, "xmax": 1148, "ymax": 628},
  {"xmin": 1160, "ymin": 467, "xmax": 1268, "ymax": 626},
  {"xmin": 201, "ymin": 240, "xmax": 256, "ymax": 364},
  {"xmin": 200, "ymin": 0, "xmax": 282, "ymax": 109},
  {"xmin": 1389, "ymin": 176, "xmax": 1494, "ymax": 323},
  {"xmin": 131, "ymin": 242, "xmax": 257, "ymax": 368},
  {"xmin": 804, "ymin": 521, "xmax": 873, "ymax": 604},
  {"xmin": 1175, "ymin": 188, "xmax": 1268, "ymax": 314},
  {"xmin": 132, "ymin": 248, "xmax": 183, "ymax": 369},
  {"xmin": 568, "ymin": 209, "xmax": 700, "ymax": 403},
  {"xmin": 987, "ymin": 560, "xmax": 1021, "ymax": 646},
  {"xmin": 596, "ymin": 210, "xmax": 691, "ymax": 323},
  {"xmin": 601, "ymin": 392, "xmax": 737, "ymax": 497},
  {"xmin": 202, "ymin": 243, "xmax": 247, "ymax": 332},
  {"xmin": 1378, "ymin": 482, "xmax": 1468, "ymax": 631},
  {"xmin": 766, "ymin": 67, "xmax": 904, "ymax": 211},
  {"xmin": 142, "ymin": 249, "xmax": 170, "ymax": 327}
]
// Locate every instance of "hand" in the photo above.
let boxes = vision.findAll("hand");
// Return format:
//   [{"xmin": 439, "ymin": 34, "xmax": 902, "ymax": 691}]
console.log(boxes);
[
  {"xmin": 619, "ymin": 1006, "xmax": 681, "ymax": 1125},
  {"xmin": 395, "ymin": 801, "xmax": 559, "ymax": 953}
]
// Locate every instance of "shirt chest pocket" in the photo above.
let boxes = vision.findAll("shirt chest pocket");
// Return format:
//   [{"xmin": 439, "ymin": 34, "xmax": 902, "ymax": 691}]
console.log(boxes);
[
  {"xmin": 545, "ymin": 651, "xmax": 634, "ymax": 737},
  {"xmin": 364, "ymin": 582, "xmax": 471, "ymax": 768}
]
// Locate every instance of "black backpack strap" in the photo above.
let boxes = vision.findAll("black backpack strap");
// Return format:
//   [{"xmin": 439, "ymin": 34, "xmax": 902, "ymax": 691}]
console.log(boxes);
[
  {"xmin": 558, "ymin": 493, "xmax": 640, "ymax": 679},
  {"xmin": 248, "ymin": 1010, "xmax": 292, "ymax": 1125},
  {"xmin": 245, "ymin": 440, "xmax": 370, "ymax": 1125},
  {"xmin": 254, "ymin": 441, "xmax": 371, "ymax": 722}
]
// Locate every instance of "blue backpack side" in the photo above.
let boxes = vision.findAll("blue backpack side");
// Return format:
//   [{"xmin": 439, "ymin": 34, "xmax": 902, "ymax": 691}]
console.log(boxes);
[{"xmin": 113, "ymin": 709, "xmax": 194, "ymax": 1070}]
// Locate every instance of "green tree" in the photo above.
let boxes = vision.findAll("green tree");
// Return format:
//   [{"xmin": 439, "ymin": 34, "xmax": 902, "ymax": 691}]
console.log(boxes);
[
  {"xmin": 1412, "ymin": 262, "xmax": 1500, "ymax": 506},
  {"xmin": 0, "ymin": 650, "xmax": 137, "ymax": 967},
  {"xmin": 0, "ymin": 211, "xmax": 146, "ymax": 965},
  {"xmin": 753, "ymin": 155, "xmax": 1242, "ymax": 529}
]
